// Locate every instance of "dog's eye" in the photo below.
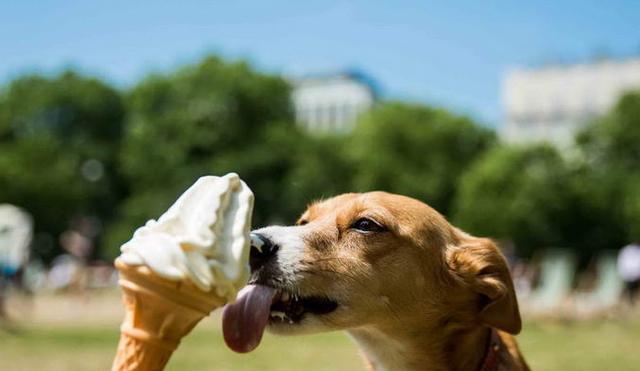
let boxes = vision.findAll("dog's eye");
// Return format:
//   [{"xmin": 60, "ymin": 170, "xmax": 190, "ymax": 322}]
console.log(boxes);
[
  {"xmin": 297, "ymin": 219, "xmax": 309, "ymax": 226},
  {"xmin": 351, "ymin": 218, "xmax": 385, "ymax": 233}
]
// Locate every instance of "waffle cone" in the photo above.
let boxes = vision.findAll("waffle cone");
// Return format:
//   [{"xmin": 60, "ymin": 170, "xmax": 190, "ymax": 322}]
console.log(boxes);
[{"xmin": 111, "ymin": 259, "xmax": 227, "ymax": 371}]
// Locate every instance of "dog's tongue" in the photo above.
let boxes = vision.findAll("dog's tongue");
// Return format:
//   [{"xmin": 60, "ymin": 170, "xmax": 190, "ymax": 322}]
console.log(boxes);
[{"xmin": 222, "ymin": 284, "xmax": 277, "ymax": 353}]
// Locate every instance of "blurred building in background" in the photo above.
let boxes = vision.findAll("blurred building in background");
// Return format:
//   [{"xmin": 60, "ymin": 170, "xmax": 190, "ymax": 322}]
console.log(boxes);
[
  {"xmin": 291, "ymin": 70, "xmax": 378, "ymax": 133},
  {"xmin": 501, "ymin": 57, "xmax": 640, "ymax": 147}
]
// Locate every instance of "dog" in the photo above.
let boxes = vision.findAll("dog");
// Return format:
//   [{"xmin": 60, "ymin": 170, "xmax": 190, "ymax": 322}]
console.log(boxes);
[{"xmin": 244, "ymin": 192, "xmax": 530, "ymax": 371}]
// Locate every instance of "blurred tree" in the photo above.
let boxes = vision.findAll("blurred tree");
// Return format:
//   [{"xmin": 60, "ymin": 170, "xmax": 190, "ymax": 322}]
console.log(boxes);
[
  {"xmin": 349, "ymin": 102, "xmax": 494, "ymax": 215},
  {"xmin": 281, "ymin": 134, "xmax": 354, "ymax": 220},
  {"xmin": 0, "ymin": 72, "xmax": 126, "ymax": 261},
  {"xmin": 452, "ymin": 145, "xmax": 573, "ymax": 258},
  {"xmin": 561, "ymin": 166, "xmax": 627, "ymax": 260},
  {"xmin": 104, "ymin": 56, "xmax": 295, "ymax": 258},
  {"xmin": 624, "ymin": 175, "xmax": 640, "ymax": 240},
  {"xmin": 576, "ymin": 91, "xmax": 640, "ymax": 242},
  {"xmin": 577, "ymin": 92, "xmax": 640, "ymax": 171}
]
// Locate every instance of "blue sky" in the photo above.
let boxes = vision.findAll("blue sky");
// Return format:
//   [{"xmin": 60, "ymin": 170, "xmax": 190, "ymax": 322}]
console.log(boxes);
[{"xmin": 1, "ymin": 1, "xmax": 640, "ymax": 126}]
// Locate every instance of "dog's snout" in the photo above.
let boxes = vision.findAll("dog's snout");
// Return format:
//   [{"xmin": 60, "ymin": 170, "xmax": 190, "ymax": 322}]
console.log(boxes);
[{"xmin": 249, "ymin": 232, "xmax": 279, "ymax": 271}]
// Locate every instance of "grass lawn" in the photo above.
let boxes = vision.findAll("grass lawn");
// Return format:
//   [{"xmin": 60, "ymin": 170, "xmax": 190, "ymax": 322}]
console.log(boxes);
[
  {"xmin": 0, "ymin": 320, "xmax": 363, "ymax": 371},
  {"xmin": 2, "ymin": 318, "xmax": 640, "ymax": 370}
]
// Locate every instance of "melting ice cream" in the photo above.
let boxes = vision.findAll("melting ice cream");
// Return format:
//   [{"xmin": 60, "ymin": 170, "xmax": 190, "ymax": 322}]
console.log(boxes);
[{"xmin": 119, "ymin": 173, "xmax": 254, "ymax": 302}]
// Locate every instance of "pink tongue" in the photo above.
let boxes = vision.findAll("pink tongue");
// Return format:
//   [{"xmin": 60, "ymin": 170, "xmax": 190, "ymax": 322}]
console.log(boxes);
[{"xmin": 222, "ymin": 284, "xmax": 277, "ymax": 353}]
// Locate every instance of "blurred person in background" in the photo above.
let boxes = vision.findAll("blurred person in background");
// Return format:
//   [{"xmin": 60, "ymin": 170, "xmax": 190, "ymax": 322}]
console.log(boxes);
[
  {"xmin": 617, "ymin": 240, "xmax": 640, "ymax": 306},
  {"xmin": 51, "ymin": 216, "xmax": 99, "ymax": 293},
  {"xmin": 0, "ymin": 205, "xmax": 33, "ymax": 325}
]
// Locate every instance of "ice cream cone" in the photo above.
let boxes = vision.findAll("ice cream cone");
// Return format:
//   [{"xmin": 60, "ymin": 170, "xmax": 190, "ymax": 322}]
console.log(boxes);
[{"xmin": 111, "ymin": 258, "xmax": 227, "ymax": 371}]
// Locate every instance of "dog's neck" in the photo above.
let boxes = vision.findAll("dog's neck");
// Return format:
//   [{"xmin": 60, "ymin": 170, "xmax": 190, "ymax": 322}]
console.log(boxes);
[{"xmin": 348, "ymin": 322, "xmax": 491, "ymax": 371}]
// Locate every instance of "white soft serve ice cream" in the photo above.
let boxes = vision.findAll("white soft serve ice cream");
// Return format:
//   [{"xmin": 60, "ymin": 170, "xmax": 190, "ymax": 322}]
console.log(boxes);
[{"xmin": 119, "ymin": 173, "xmax": 254, "ymax": 302}]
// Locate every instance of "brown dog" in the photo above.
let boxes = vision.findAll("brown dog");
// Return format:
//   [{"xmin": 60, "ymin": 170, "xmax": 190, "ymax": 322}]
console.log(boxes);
[{"xmin": 223, "ymin": 192, "xmax": 530, "ymax": 371}]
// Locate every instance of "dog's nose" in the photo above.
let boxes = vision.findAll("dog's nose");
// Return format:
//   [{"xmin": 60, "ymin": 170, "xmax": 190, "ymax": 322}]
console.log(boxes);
[{"xmin": 249, "ymin": 232, "xmax": 279, "ymax": 271}]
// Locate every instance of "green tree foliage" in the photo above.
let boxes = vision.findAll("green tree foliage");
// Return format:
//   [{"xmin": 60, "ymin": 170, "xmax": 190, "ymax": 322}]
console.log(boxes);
[
  {"xmin": 104, "ymin": 57, "xmax": 296, "ymax": 257},
  {"xmin": 282, "ymin": 134, "xmax": 354, "ymax": 220},
  {"xmin": 0, "ymin": 72, "xmax": 125, "ymax": 261},
  {"xmin": 454, "ymin": 100, "xmax": 640, "ymax": 259},
  {"xmin": 453, "ymin": 145, "xmax": 573, "ymax": 257},
  {"xmin": 625, "ymin": 176, "xmax": 640, "ymax": 240},
  {"xmin": 349, "ymin": 102, "xmax": 494, "ymax": 215},
  {"xmin": 6, "ymin": 56, "xmax": 637, "ymax": 263},
  {"xmin": 577, "ymin": 91, "xmax": 640, "ymax": 242}
]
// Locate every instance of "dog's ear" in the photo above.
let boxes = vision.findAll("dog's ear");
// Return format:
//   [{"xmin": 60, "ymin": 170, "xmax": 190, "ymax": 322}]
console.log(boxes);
[{"xmin": 447, "ymin": 236, "xmax": 522, "ymax": 334}]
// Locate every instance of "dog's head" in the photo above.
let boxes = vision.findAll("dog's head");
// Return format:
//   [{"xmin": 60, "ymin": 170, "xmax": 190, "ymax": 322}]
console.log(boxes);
[{"xmin": 249, "ymin": 192, "xmax": 521, "ymax": 336}]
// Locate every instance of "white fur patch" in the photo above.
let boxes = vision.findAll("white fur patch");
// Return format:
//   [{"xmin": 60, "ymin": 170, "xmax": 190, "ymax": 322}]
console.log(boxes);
[{"xmin": 252, "ymin": 225, "xmax": 305, "ymax": 278}]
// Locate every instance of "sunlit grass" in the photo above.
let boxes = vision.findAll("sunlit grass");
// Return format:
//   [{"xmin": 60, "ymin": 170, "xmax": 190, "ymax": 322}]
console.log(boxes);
[
  {"xmin": 2, "ymin": 317, "xmax": 640, "ymax": 370},
  {"xmin": 519, "ymin": 319, "xmax": 640, "ymax": 371},
  {"xmin": 0, "ymin": 320, "xmax": 363, "ymax": 371}
]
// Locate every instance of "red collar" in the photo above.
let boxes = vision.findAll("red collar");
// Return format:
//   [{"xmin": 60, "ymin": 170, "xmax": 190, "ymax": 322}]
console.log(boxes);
[{"xmin": 477, "ymin": 329, "xmax": 502, "ymax": 371}]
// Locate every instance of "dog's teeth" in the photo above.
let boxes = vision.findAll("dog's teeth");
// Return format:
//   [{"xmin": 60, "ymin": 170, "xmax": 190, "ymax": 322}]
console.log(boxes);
[
  {"xmin": 270, "ymin": 311, "xmax": 287, "ymax": 320},
  {"xmin": 281, "ymin": 292, "xmax": 290, "ymax": 302}
]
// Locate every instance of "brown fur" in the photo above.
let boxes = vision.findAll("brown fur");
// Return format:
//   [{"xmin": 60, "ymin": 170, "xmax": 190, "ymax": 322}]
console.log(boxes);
[{"xmin": 261, "ymin": 192, "xmax": 530, "ymax": 371}]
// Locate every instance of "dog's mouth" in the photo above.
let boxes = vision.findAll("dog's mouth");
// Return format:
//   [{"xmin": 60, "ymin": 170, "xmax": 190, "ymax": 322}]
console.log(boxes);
[
  {"xmin": 269, "ymin": 288, "xmax": 338, "ymax": 324},
  {"xmin": 222, "ymin": 283, "xmax": 338, "ymax": 354}
]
